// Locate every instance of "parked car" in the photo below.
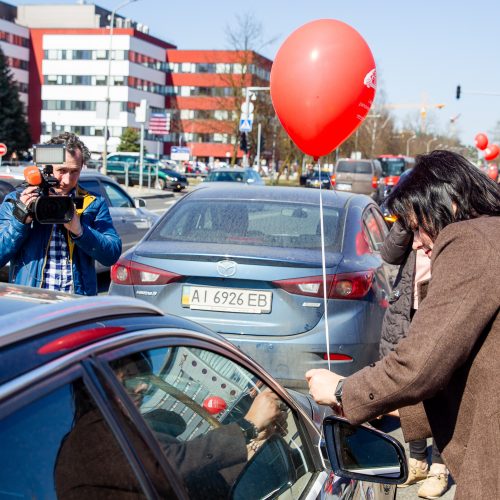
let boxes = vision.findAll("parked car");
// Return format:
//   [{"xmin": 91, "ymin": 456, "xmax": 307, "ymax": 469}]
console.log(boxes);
[
  {"xmin": 109, "ymin": 184, "xmax": 396, "ymax": 390},
  {"xmin": 0, "ymin": 283, "xmax": 406, "ymax": 499},
  {"xmin": 304, "ymin": 170, "xmax": 334, "ymax": 189},
  {"xmin": 204, "ymin": 167, "xmax": 265, "ymax": 185},
  {"xmin": 106, "ymin": 153, "xmax": 189, "ymax": 191},
  {"xmin": 0, "ymin": 169, "xmax": 158, "ymax": 278},
  {"xmin": 332, "ymin": 159, "xmax": 384, "ymax": 203}
]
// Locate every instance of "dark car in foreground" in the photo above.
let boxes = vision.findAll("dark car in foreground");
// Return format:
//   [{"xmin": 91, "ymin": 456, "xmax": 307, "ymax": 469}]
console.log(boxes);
[
  {"xmin": 0, "ymin": 284, "xmax": 406, "ymax": 499},
  {"xmin": 109, "ymin": 184, "xmax": 396, "ymax": 390}
]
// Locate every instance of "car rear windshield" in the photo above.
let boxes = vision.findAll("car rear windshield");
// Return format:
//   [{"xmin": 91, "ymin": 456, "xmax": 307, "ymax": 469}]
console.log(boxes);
[
  {"xmin": 147, "ymin": 200, "xmax": 343, "ymax": 250},
  {"xmin": 336, "ymin": 161, "xmax": 372, "ymax": 174},
  {"xmin": 378, "ymin": 158, "xmax": 406, "ymax": 176},
  {"xmin": 206, "ymin": 171, "xmax": 246, "ymax": 182}
]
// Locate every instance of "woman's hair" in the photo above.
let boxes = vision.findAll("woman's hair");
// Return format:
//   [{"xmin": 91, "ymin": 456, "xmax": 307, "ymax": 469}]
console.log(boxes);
[{"xmin": 386, "ymin": 150, "xmax": 500, "ymax": 239}]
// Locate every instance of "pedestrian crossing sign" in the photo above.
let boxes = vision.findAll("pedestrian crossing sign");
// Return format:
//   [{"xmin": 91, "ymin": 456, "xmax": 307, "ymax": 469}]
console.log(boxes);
[{"xmin": 239, "ymin": 118, "xmax": 253, "ymax": 132}]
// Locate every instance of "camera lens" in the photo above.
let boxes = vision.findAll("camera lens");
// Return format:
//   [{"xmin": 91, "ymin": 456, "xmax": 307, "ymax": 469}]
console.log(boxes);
[{"xmin": 33, "ymin": 196, "xmax": 74, "ymax": 224}]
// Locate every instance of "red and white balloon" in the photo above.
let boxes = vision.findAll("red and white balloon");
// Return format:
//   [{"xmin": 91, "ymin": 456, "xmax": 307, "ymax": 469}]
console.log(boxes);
[{"xmin": 270, "ymin": 19, "xmax": 376, "ymax": 160}]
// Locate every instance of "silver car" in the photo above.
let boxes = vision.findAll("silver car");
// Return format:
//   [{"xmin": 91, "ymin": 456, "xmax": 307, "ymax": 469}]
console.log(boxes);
[{"xmin": 0, "ymin": 168, "xmax": 158, "ymax": 278}]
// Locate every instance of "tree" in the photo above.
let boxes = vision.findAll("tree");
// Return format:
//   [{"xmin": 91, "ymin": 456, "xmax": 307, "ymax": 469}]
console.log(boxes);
[
  {"xmin": 117, "ymin": 127, "xmax": 141, "ymax": 152},
  {"xmin": 0, "ymin": 46, "xmax": 30, "ymax": 159}
]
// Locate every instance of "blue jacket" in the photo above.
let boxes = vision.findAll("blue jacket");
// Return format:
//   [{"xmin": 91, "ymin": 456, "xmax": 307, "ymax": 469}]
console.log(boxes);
[{"xmin": 0, "ymin": 186, "xmax": 122, "ymax": 295}]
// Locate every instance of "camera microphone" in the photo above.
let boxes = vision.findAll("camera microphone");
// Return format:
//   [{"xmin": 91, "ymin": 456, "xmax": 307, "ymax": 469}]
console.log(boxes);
[{"xmin": 24, "ymin": 166, "xmax": 44, "ymax": 186}]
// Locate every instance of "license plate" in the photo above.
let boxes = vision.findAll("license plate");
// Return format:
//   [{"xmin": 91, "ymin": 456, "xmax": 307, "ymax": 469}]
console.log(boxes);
[
  {"xmin": 336, "ymin": 183, "xmax": 351, "ymax": 191},
  {"xmin": 181, "ymin": 285, "xmax": 272, "ymax": 314}
]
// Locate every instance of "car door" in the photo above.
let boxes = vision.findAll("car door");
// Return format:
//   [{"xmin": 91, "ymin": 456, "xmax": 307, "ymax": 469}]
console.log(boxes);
[
  {"xmin": 100, "ymin": 179, "xmax": 152, "ymax": 252},
  {"xmin": 96, "ymin": 340, "xmax": 337, "ymax": 500},
  {"xmin": 0, "ymin": 366, "xmax": 171, "ymax": 498}
]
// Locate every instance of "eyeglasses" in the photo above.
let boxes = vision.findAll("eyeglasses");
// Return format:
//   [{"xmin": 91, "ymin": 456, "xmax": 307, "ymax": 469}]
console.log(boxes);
[{"xmin": 122, "ymin": 376, "xmax": 155, "ymax": 396}]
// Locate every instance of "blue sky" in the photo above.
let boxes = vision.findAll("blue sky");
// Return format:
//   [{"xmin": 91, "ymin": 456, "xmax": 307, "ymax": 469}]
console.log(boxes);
[{"xmin": 16, "ymin": 0, "xmax": 500, "ymax": 147}]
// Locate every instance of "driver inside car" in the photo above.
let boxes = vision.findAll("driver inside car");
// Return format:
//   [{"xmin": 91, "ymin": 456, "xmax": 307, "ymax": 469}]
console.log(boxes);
[{"xmin": 112, "ymin": 351, "xmax": 287, "ymax": 499}]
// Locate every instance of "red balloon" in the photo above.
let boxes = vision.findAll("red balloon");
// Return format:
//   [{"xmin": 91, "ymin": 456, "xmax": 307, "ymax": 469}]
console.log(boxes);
[
  {"xmin": 484, "ymin": 144, "xmax": 499, "ymax": 161},
  {"xmin": 202, "ymin": 396, "xmax": 227, "ymax": 415},
  {"xmin": 474, "ymin": 133, "xmax": 488, "ymax": 150},
  {"xmin": 271, "ymin": 19, "xmax": 376, "ymax": 159}
]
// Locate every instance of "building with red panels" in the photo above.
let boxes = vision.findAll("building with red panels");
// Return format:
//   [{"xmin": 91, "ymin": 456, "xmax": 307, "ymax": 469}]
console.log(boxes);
[
  {"xmin": 165, "ymin": 50, "xmax": 272, "ymax": 162},
  {"xmin": 0, "ymin": 1, "xmax": 29, "ymax": 109},
  {"xmin": 17, "ymin": 3, "xmax": 175, "ymax": 155}
]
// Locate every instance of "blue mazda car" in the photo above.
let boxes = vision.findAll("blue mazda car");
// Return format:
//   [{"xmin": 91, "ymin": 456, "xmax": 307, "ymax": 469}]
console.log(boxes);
[{"xmin": 109, "ymin": 184, "xmax": 396, "ymax": 390}]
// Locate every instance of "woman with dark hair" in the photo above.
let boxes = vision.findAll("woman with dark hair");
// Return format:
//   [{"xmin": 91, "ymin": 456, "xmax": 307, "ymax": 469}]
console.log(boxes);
[{"xmin": 306, "ymin": 150, "xmax": 500, "ymax": 500}]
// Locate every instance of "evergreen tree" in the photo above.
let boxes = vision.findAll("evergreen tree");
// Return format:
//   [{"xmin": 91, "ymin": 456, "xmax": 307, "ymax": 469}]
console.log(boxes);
[
  {"xmin": 117, "ymin": 127, "xmax": 142, "ymax": 152},
  {"xmin": 0, "ymin": 46, "xmax": 31, "ymax": 159}
]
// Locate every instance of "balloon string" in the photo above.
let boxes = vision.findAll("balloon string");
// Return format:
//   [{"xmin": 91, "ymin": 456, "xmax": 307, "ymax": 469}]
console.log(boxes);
[{"xmin": 317, "ymin": 162, "xmax": 331, "ymax": 372}]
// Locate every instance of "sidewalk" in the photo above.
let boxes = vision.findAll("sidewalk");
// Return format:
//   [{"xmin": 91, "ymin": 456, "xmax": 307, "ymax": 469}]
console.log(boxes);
[{"xmin": 126, "ymin": 185, "xmax": 175, "ymax": 199}]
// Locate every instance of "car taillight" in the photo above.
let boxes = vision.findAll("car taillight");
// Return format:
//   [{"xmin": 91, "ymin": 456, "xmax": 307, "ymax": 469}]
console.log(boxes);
[
  {"xmin": 111, "ymin": 258, "xmax": 183, "ymax": 286},
  {"xmin": 371, "ymin": 176, "xmax": 379, "ymax": 189},
  {"xmin": 272, "ymin": 271, "xmax": 374, "ymax": 300},
  {"xmin": 330, "ymin": 174, "xmax": 336, "ymax": 186},
  {"xmin": 384, "ymin": 175, "xmax": 400, "ymax": 186},
  {"xmin": 322, "ymin": 353, "xmax": 353, "ymax": 362}
]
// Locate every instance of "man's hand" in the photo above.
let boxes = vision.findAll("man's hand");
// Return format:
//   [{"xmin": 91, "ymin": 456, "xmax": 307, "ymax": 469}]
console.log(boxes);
[
  {"xmin": 305, "ymin": 368, "xmax": 343, "ymax": 407},
  {"xmin": 18, "ymin": 186, "xmax": 40, "ymax": 224},
  {"xmin": 64, "ymin": 210, "xmax": 83, "ymax": 237},
  {"xmin": 244, "ymin": 388, "xmax": 282, "ymax": 431}
]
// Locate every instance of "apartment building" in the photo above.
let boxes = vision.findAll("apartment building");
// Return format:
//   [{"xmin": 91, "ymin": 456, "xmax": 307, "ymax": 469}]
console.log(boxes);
[
  {"xmin": 17, "ymin": 3, "xmax": 175, "ymax": 155},
  {"xmin": 0, "ymin": 1, "xmax": 29, "ymax": 109},
  {"xmin": 166, "ymin": 49, "xmax": 272, "ymax": 162},
  {"xmin": 1, "ymin": 3, "xmax": 273, "ymax": 162}
]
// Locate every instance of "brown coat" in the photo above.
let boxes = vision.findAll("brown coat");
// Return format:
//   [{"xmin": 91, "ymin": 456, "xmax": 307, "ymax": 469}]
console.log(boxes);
[{"xmin": 342, "ymin": 216, "xmax": 500, "ymax": 500}]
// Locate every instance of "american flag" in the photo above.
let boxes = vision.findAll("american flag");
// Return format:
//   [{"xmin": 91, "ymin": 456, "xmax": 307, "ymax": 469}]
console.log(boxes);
[{"xmin": 148, "ymin": 112, "xmax": 171, "ymax": 135}]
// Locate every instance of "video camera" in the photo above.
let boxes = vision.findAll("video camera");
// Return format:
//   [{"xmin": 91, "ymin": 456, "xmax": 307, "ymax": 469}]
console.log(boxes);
[{"xmin": 16, "ymin": 144, "xmax": 82, "ymax": 224}]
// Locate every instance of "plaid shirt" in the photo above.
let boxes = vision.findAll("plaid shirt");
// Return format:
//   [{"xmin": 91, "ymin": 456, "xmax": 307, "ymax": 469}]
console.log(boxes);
[{"xmin": 41, "ymin": 224, "xmax": 73, "ymax": 293}]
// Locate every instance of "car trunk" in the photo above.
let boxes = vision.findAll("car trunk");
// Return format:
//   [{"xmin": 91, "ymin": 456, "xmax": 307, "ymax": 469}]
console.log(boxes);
[{"xmin": 129, "ymin": 241, "xmax": 343, "ymax": 337}]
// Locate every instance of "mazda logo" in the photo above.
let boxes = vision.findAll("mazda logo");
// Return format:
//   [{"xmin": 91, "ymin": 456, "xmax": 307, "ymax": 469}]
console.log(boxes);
[{"xmin": 217, "ymin": 260, "xmax": 237, "ymax": 277}]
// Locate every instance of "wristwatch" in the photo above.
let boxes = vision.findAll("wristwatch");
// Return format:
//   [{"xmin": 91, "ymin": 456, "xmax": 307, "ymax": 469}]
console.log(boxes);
[
  {"xmin": 334, "ymin": 379, "xmax": 345, "ymax": 406},
  {"xmin": 7, "ymin": 199, "xmax": 31, "ymax": 224},
  {"xmin": 237, "ymin": 418, "xmax": 259, "ymax": 443}
]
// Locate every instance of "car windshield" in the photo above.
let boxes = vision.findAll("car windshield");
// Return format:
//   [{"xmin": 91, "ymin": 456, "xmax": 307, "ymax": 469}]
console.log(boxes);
[
  {"xmin": 336, "ymin": 161, "xmax": 372, "ymax": 174},
  {"xmin": 206, "ymin": 171, "xmax": 246, "ymax": 182},
  {"xmin": 147, "ymin": 200, "xmax": 343, "ymax": 250},
  {"xmin": 378, "ymin": 158, "xmax": 406, "ymax": 176}
]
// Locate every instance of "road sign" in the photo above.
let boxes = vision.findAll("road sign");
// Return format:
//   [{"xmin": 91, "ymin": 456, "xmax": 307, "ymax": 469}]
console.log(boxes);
[
  {"xmin": 0, "ymin": 143, "xmax": 7, "ymax": 157},
  {"xmin": 171, "ymin": 146, "xmax": 190, "ymax": 161},
  {"xmin": 239, "ymin": 118, "xmax": 253, "ymax": 133},
  {"xmin": 240, "ymin": 101, "xmax": 254, "ymax": 115}
]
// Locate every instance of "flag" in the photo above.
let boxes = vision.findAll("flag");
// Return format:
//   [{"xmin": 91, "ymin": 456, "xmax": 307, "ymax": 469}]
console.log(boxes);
[{"xmin": 148, "ymin": 112, "xmax": 171, "ymax": 135}]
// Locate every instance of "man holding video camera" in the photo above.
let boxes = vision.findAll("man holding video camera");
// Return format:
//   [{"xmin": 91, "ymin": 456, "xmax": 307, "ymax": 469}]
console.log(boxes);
[{"xmin": 0, "ymin": 132, "xmax": 121, "ymax": 295}]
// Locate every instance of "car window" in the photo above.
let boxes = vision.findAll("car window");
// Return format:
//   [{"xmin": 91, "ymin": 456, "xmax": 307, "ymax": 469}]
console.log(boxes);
[
  {"xmin": 336, "ymin": 161, "xmax": 373, "ymax": 174},
  {"xmin": 0, "ymin": 378, "xmax": 146, "ymax": 498},
  {"xmin": 363, "ymin": 210, "xmax": 384, "ymax": 251},
  {"xmin": 79, "ymin": 178, "xmax": 103, "ymax": 197},
  {"xmin": 371, "ymin": 207, "xmax": 389, "ymax": 239},
  {"xmin": 102, "ymin": 181, "xmax": 134, "ymax": 208},
  {"xmin": 148, "ymin": 200, "xmax": 343, "ymax": 250},
  {"xmin": 107, "ymin": 345, "xmax": 314, "ymax": 500}
]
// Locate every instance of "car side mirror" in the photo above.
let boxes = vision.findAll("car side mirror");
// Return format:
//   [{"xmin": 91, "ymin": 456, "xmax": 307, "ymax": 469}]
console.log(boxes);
[
  {"xmin": 134, "ymin": 198, "xmax": 146, "ymax": 208},
  {"xmin": 323, "ymin": 415, "xmax": 408, "ymax": 484}
]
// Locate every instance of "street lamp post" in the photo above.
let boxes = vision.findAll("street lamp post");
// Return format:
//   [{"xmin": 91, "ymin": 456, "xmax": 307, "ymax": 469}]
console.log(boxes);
[
  {"xmin": 102, "ymin": 0, "xmax": 137, "ymax": 175},
  {"xmin": 406, "ymin": 134, "xmax": 417, "ymax": 157},
  {"xmin": 241, "ymin": 86, "xmax": 269, "ymax": 167},
  {"xmin": 426, "ymin": 136, "xmax": 438, "ymax": 153}
]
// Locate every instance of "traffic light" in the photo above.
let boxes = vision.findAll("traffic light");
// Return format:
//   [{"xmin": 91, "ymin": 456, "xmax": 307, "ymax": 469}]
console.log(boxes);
[
  {"xmin": 456, "ymin": 85, "xmax": 461, "ymax": 100},
  {"xmin": 239, "ymin": 132, "xmax": 248, "ymax": 153}
]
